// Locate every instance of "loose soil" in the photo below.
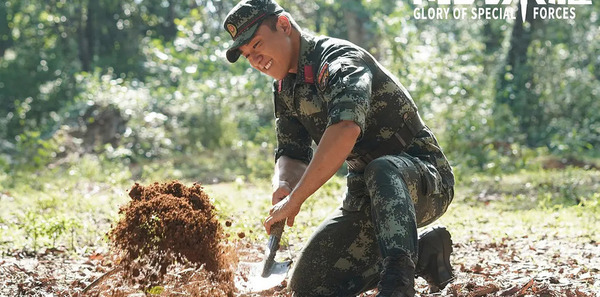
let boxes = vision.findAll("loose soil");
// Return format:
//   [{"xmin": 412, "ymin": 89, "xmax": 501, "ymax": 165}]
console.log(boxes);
[{"xmin": 104, "ymin": 181, "xmax": 238, "ymax": 296}]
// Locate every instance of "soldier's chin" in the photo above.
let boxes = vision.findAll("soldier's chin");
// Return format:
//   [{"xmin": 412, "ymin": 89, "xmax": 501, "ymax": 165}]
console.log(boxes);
[{"xmin": 269, "ymin": 69, "xmax": 287, "ymax": 81}]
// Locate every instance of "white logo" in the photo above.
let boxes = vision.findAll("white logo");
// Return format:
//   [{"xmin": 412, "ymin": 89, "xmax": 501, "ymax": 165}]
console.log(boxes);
[{"xmin": 412, "ymin": 0, "xmax": 593, "ymax": 22}]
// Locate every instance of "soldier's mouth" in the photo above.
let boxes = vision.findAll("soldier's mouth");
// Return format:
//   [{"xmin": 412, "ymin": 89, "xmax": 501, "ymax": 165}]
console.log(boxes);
[{"xmin": 264, "ymin": 59, "xmax": 273, "ymax": 70}]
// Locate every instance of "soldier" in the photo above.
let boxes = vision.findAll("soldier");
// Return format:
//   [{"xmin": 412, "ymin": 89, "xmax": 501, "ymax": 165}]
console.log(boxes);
[{"xmin": 223, "ymin": 0, "xmax": 455, "ymax": 296}]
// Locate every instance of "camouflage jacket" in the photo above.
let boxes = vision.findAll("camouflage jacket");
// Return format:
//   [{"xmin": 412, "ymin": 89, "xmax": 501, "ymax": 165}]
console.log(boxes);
[{"xmin": 273, "ymin": 31, "xmax": 454, "ymax": 190}]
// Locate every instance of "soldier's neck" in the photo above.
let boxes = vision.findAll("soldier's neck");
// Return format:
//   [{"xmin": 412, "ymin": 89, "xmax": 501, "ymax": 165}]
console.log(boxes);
[{"xmin": 287, "ymin": 29, "xmax": 301, "ymax": 74}]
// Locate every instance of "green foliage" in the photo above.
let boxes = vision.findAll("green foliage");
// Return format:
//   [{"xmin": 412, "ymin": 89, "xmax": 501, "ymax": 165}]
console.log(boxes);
[
  {"xmin": 0, "ymin": 0, "xmax": 599, "ymax": 183},
  {"xmin": 19, "ymin": 210, "xmax": 81, "ymax": 251},
  {"xmin": 146, "ymin": 286, "xmax": 165, "ymax": 295},
  {"xmin": 458, "ymin": 167, "xmax": 600, "ymax": 211},
  {"xmin": 0, "ymin": 154, "xmax": 131, "ymax": 251},
  {"xmin": 13, "ymin": 131, "xmax": 59, "ymax": 170}
]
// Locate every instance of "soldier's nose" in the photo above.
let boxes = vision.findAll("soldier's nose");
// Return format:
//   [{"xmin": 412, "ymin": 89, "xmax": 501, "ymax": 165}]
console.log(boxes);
[{"xmin": 251, "ymin": 55, "xmax": 264, "ymax": 69}]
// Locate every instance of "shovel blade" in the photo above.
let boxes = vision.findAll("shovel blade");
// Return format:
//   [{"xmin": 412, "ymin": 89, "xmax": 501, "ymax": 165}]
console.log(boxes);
[
  {"xmin": 236, "ymin": 260, "xmax": 292, "ymax": 293},
  {"xmin": 236, "ymin": 221, "xmax": 290, "ymax": 293},
  {"xmin": 266, "ymin": 260, "xmax": 291, "ymax": 277}
]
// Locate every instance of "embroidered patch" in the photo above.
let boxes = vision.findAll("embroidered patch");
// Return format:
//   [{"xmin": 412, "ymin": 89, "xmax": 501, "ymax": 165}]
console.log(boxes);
[
  {"xmin": 227, "ymin": 23, "xmax": 237, "ymax": 38},
  {"xmin": 317, "ymin": 63, "xmax": 329, "ymax": 91}
]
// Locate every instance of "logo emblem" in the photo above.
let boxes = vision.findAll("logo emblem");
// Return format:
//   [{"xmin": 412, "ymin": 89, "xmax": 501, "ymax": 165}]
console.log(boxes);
[
  {"xmin": 318, "ymin": 63, "xmax": 329, "ymax": 91},
  {"xmin": 227, "ymin": 23, "xmax": 237, "ymax": 38}
]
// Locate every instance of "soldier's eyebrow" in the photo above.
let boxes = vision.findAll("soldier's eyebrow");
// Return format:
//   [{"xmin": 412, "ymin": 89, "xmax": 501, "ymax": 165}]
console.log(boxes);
[{"xmin": 240, "ymin": 35, "xmax": 260, "ymax": 58}]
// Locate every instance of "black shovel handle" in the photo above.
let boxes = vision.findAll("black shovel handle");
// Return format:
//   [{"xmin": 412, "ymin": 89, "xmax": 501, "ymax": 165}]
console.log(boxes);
[
  {"xmin": 269, "ymin": 220, "xmax": 285, "ymax": 239},
  {"xmin": 261, "ymin": 220, "xmax": 285, "ymax": 277}
]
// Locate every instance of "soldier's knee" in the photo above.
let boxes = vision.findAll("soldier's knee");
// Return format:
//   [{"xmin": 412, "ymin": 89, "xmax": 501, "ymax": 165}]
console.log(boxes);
[
  {"xmin": 288, "ymin": 270, "xmax": 305, "ymax": 292},
  {"xmin": 364, "ymin": 156, "xmax": 410, "ymax": 186},
  {"xmin": 288, "ymin": 277, "xmax": 332, "ymax": 297},
  {"xmin": 364, "ymin": 156, "xmax": 397, "ymax": 178},
  {"xmin": 288, "ymin": 261, "xmax": 323, "ymax": 295}
]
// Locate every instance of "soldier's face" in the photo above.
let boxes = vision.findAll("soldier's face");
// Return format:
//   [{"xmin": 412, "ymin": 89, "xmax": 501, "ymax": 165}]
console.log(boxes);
[{"xmin": 239, "ymin": 18, "xmax": 296, "ymax": 80}]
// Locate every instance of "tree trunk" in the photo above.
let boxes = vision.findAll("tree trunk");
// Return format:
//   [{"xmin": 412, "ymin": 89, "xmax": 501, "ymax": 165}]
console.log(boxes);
[
  {"xmin": 164, "ymin": 0, "xmax": 177, "ymax": 41},
  {"xmin": 0, "ymin": 3, "xmax": 13, "ymax": 57},
  {"xmin": 482, "ymin": 21, "xmax": 502, "ymax": 54},
  {"xmin": 86, "ymin": 0, "xmax": 98, "ymax": 69},
  {"xmin": 495, "ymin": 1, "xmax": 542, "ymax": 146},
  {"xmin": 344, "ymin": 9, "xmax": 363, "ymax": 47},
  {"xmin": 315, "ymin": 6, "xmax": 322, "ymax": 33},
  {"xmin": 342, "ymin": 1, "xmax": 380, "ymax": 59},
  {"xmin": 78, "ymin": 1, "xmax": 91, "ymax": 72}
]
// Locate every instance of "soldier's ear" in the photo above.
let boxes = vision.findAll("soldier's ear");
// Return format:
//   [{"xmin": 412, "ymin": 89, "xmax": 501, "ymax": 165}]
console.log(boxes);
[{"xmin": 277, "ymin": 15, "xmax": 292, "ymax": 35}]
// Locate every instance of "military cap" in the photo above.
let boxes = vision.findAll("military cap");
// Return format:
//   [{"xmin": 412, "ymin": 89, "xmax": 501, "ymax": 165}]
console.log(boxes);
[{"xmin": 223, "ymin": 0, "xmax": 284, "ymax": 63}]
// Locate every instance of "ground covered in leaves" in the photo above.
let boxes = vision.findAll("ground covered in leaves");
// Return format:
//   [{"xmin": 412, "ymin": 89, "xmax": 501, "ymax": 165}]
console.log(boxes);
[
  {"xmin": 1, "ymin": 231, "xmax": 598, "ymax": 296},
  {"xmin": 1, "ymin": 169, "xmax": 599, "ymax": 296}
]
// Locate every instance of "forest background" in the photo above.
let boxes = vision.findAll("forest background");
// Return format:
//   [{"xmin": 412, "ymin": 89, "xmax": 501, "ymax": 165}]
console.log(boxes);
[
  {"xmin": 0, "ymin": 0, "xmax": 599, "ymax": 295},
  {"xmin": 2, "ymin": 0, "xmax": 600, "ymax": 183}
]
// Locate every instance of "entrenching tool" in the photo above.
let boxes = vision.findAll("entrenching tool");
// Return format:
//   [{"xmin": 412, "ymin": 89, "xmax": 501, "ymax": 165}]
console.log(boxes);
[
  {"xmin": 261, "ymin": 220, "xmax": 291, "ymax": 277},
  {"xmin": 235, "ymin": 220, "xmax": 292, "ymax": 293}
]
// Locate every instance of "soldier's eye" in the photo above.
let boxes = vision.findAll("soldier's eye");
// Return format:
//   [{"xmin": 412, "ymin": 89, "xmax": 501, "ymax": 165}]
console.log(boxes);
[{"xmin": 253, "ymin": 41, "xmax": 260, "ymax": 49}]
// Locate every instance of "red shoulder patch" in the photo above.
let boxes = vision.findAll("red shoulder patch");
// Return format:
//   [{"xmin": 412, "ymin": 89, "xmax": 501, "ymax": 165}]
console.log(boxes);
[{"xmin": 304, "ymin": 65, "xmax": 314, "ymax": 84}]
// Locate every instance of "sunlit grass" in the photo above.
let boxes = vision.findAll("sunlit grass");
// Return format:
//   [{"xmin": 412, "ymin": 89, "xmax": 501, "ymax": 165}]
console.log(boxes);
[
  {"xmin": 440, "ymin": 168, "xmax": 600, "ymax": 244},
  {"xmin": 205, "ymin": 175, "xmax": 345, "ymax": 253},
  {"xmin": 1, "ymin": 160, "xmax": 598, "ymax": 258},
  {"xmin": 0, "ymin": 156, "xmax": 131, "ymax": 252}
]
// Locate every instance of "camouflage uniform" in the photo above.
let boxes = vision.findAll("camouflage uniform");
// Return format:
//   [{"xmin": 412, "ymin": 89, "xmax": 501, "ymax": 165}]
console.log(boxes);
[
  {"xmin": 222, "ymin": 1, "xmax": 454, "ymax": 295},
  {"xmin": 273, "ymin": 32, "xmax": 455, "ymax": 296}
]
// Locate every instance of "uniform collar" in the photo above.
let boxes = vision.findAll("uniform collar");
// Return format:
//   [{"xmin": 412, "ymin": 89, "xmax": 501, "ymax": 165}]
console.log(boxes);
[
  {"xmin": 294, "ymin": 31, "xmax": 317, "ymax": 85},
  {"xmin": 277, "ymin": 30, "xmax": 317, "ymax": 92}
]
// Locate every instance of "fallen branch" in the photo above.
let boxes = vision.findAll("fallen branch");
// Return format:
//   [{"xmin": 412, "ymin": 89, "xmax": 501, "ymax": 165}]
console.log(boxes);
[
  {"xmin": 82, "ymin": 266, "xmax": 122, "ymax": 294},
  {"xmin": 517, "ymin": 278, "xmax": 535, "ymax": 296},
  {"xmin": 500, "ymin": 284, "xmax": 521, "ymax": 296},
  {"xmin": 468, "ymin": 284, "xmax": 500, "ymax": 297}
]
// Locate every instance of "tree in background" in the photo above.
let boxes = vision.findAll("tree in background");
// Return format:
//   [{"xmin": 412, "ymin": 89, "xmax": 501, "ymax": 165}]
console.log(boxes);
[
  {"xmin": 0, "ymin": 0, "xmax": 598, "ymax": 180},
  {"xmin": 495, "ymin": 1, "xmax": 600, "ymax": 152}
]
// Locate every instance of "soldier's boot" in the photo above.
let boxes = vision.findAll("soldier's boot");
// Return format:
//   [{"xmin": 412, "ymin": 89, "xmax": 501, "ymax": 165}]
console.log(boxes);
[
  {"xmin": 376, "ymin": 255, "xmax": 416, "ymax": 297},
  {"xmin": 415, "ymin": 226, "xmax": 455, "ymax": 293}
]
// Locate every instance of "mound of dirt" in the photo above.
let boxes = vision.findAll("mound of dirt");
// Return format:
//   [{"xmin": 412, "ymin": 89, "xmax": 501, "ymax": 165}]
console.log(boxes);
[{"xmin": 108, "ymin": 181, "xmax": 237, "ymax": 295}]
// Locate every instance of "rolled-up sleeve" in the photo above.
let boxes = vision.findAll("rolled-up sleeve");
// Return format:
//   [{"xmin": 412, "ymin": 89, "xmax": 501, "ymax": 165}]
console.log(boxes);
[{"xmin": 321, "ymin": 56, "xmax": 372, "ymax": 137}]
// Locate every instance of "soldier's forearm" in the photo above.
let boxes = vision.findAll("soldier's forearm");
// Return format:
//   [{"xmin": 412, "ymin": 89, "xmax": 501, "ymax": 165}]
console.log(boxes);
[
  {"xmin": 289, "ymin": 120, "xmax": 360, "ymax": 206},
  {"xmin": 273, "ymin": 155, "xmax": 308, "ymax": 190}
]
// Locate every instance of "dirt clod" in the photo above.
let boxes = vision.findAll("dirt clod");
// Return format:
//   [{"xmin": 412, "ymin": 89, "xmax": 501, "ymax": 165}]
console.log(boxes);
[{"xmin": 107, "ymin": 181, "xmax": 237, "ymax": 295}]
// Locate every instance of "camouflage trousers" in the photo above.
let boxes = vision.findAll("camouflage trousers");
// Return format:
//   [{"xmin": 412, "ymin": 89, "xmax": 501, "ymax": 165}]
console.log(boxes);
[{"xmin": 288, "ymin": 153, "xmax": 453, "ymax": 296}]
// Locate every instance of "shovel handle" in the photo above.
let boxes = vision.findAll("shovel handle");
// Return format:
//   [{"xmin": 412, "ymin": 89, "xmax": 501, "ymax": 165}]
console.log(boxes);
[
  {"xmin": 270, "ymin": 220, "xmax": 285, "ymax": 238},
  {"xmin": 261, "ymin": 220, "xmax": 285, "ymax": 277},
  {"xmin": 267, "ymin": 220, "xmax": 285, "ymax": 252}
]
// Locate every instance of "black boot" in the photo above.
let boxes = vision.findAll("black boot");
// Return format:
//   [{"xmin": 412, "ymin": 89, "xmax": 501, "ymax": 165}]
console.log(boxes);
[
  {"xmin": 415, "ymin": 226, "xmax": 454, "ymax": 292},
  {"xmin": 376, "ymin": 255, "xmax": 416, "ymax": 297}
]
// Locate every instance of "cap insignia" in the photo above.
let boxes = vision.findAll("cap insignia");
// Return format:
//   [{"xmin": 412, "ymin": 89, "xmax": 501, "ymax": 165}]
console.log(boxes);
[{"xmin": 227, "ymin": 23, "xmax": 237, "ymax": 38}]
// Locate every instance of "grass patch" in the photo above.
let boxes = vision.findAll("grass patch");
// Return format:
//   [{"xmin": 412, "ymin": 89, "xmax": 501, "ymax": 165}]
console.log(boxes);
[
  {"xmin": 0, "ymin": 155, "xmax": 132, "ymax": 253},
  {"xmin": 206, "ymin": 175, "xmax": 345, "ymax": 250},
  {"xmin": 1, "ymin": 159, "xmax": 598, "ymax": 258},
  {"xmin": 438, "ymin": 167, "xmax": 600, "ymax": 245}
]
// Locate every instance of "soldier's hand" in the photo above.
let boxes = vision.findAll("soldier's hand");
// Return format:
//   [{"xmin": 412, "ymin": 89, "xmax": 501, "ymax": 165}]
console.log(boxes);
[
  {"xmin": 264, "ymin": 196, "xmax": 301, "ymax": 234},
  {"xmin": 272, "ymin": 181, "xmax": 292, "ymax": 205}
]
